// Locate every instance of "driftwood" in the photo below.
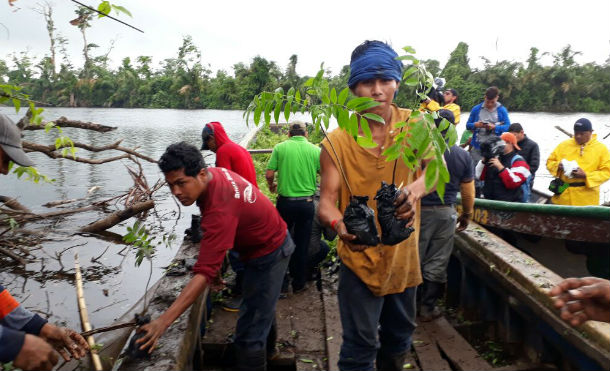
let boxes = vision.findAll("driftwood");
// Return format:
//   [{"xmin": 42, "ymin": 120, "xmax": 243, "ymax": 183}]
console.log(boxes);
[
  {"xmin": 0, "ymin": 196, "xmax": 31, "ymax": 212},
  {"xmin": 0, "ymin": 246, "xmax": 26, "ymax": 265},
  {"xmin": 74, "ymin": 253, "xmax": 103, "ymax": 371},
  {"xmin": 80, "ymin": 200, "xmax": 155, "ymax": 233},
  {"xmin": 43, "ymin": 186, "xmax": 100, "ymax": 208},
  {"xmin": 22, "ymin": 139, "xmax": 157, "ymax": 164},
  {"xmin": 19, "ymin": 116, "xmax": 117, "ymax": 132},
  {"xmin": 555, "ymin": 125, "xmax": 573, "ymax": 138}
]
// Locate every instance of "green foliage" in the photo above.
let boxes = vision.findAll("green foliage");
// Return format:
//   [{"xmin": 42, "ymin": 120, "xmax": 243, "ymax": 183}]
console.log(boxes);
[
  {"xmin": 122, "ymin": 221, "xmax": 176, "ymax": 267},
  {"xmin": 245, "ymin": 47, "xmax": 458, "ymax": 197},
  {"xmin": 8, "ymin": 161, "xmax": 54, "ymax": 183}
]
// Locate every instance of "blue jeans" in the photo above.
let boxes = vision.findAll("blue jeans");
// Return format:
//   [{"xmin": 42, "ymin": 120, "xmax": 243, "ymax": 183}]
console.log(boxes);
[
  {"xmin": 234, "ymin": 232, "xmax": 294, "ymax": 352},
  {"xmin": 337, "ymin": 264, "xmax": 417, "ymax": 371}
]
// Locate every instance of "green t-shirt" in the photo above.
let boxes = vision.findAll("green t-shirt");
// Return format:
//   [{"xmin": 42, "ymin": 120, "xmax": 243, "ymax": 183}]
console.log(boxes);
[{"xmin": 267, "ymin": 136, "xmax": 321, "ymax": 197}]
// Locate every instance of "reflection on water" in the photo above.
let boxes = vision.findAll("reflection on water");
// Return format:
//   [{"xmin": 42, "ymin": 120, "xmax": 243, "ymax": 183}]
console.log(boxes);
[{"xmin": 0, "ymin": 107, "xmax": 609, "ymax": 332}]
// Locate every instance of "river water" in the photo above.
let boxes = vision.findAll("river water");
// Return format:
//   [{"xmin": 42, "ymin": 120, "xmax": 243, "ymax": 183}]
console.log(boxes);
[{"xmin": 0, "ymin": 107, "xmax": 609, "ymax": 332}]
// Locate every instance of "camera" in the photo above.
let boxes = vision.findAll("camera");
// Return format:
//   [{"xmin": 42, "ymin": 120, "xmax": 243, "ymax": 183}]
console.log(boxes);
[{"xmin": 480, "ymin": 136, "xmax": 505, "ymax": 160}]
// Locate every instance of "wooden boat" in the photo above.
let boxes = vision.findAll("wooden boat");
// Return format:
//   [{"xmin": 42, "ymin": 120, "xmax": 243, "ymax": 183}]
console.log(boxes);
[{"xmin": 457, "ymin": 191, "xmax": 610, "ymax": 244}]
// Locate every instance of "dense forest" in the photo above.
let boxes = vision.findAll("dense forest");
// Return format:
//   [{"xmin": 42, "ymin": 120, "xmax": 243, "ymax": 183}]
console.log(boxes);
[{"xmin": 2, "ymin": 6, "xmax": 610, "ymax": 113}]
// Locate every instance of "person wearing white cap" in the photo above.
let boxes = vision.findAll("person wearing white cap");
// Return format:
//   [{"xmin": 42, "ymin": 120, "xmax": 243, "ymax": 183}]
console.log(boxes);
[{"xmin": 0, "ymin": 114, "xmax": 35, "ymax": 175}]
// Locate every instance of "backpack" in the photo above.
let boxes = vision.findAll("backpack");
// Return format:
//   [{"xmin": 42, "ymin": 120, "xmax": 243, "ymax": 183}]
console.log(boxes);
[{"xmin": 510, "ymin": 154, "xmax": 532, "ymax": 203}]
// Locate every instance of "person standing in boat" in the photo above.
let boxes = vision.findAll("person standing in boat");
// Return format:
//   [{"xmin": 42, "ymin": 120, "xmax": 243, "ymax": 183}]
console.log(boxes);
[
  {"xmin": 508, "ymin": 123, "xmax": 540, "ymax": 191},
  {"xmin": 201, "ymin": 121, "xmax": 259, "ymax": 312},
  {"xmin": 265, "ymin": 121, "xmax": 320, "ymax": 294},
  {"xmin": 442, "ymin": 88, "xmax": 461, "ymax": 125},
  {"xmin": 466, "ymin": 86, "xmax": 511, "ymax": 197},
  {"xmin": 1, "ymin": 114, "xmax": 90, "ymax": 371},
  {"xmin": 318, "ymin": 40, "xmax": 428, "ymax": 371},
  {"xmin": 418, "ymin": 110, "xmax": 475, "ymax": 322},
  {"xmin": 475, "ymin": 132, "xmax": 531, "ymax": 202},
  {"xmin": 546, "ymin": 118, "xmax": 610, "ymax": 206},
  {"xmin": 139, "ymin": 142, "xmax": 294, "ymax": 370}
]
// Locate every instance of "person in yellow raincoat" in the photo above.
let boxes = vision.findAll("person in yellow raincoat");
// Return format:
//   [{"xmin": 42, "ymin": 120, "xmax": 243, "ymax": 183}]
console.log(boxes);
[{"xmin": 546, "ymin": 118, "xmax": 610, "ymax": 206}]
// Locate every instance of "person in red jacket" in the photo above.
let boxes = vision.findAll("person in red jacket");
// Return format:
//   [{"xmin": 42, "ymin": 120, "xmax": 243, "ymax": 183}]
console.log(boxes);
[
  {"xmin": 201, "ymin": 121, "xmax": 259, "ymax": 311},
  {"xmin": 201, "ymin": 121, "xmax": 258, "ymax": 187},
  {"xmin": 139, "ymin": 142, "xmax": 293, "ymax": 370}
]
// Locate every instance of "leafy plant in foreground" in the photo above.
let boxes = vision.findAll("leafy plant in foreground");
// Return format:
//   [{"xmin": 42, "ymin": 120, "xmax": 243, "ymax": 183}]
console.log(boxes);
[{"xmin": 244, "ymin": 46, "xmax": 457, "ymax": 198}]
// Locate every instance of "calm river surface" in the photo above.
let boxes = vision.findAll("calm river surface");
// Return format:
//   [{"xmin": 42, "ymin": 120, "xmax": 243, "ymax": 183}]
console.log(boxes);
[{"xmin": 0, "ymin": 107, "xmax": 609, "ymax": 332}]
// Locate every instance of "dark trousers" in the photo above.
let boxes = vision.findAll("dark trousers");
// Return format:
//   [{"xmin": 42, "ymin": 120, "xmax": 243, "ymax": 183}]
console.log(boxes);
[
  {"xmin": 276, "ymin": 197, "xmax": 314, "ymax": 291},
  {"xmin": 234, "ymin": 233, "xmax": 294, "ymax": 370},
  {"xmin": 337, "ymin": 264, "xmax": 417, "ymax": 371}
]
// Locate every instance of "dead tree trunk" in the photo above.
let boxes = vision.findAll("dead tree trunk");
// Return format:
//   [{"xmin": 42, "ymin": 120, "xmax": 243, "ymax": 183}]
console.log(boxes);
[{"xmin": 80, "ymin": 200, "xmax": 154, "ymax": 233}]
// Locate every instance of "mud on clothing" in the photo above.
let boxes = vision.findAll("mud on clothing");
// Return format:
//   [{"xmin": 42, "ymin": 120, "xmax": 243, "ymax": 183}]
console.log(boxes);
[
  {"xmin": 0, "ymin": 284, "xmax": 48, "ymax": 362},
  {"xmin": 546, "ymin": 134, "xmax": 610, "ymax": 206},
  {"xmin": 206, "ymin": 121, "xmax": 258, "ymax": 187},
  {"xmin": 192, "ymin": 167, "xmax": 287, "ymax": 284}
]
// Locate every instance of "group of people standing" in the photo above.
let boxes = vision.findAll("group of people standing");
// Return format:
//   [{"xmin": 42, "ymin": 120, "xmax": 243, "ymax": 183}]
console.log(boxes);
[{"xmin": 1, "ymin": 39, "xmax": 609, "ymax": 371}]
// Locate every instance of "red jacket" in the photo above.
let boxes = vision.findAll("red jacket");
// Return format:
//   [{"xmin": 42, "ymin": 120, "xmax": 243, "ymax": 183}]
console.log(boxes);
[{"xmin": 206, "ymin": 121, "xmax": 258, "ymax": 187}]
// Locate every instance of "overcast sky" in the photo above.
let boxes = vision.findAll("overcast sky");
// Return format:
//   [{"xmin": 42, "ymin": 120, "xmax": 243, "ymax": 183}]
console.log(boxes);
[{"xmin": 1, "ymin": 0, "xmax": 609, "ymax": 77}]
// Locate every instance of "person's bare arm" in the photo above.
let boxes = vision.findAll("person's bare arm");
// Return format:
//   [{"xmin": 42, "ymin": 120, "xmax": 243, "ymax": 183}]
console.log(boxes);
[
  {"xmin": 137, "ymin": 274, "xmax": 208, "ymax": 352},
  {"xmin": 265, "ymin": 170, "xmax": 277, "ymax": 193},
  {"xmin": 318, "ymin": 148, "xmax": 367, "ymax": 252}
]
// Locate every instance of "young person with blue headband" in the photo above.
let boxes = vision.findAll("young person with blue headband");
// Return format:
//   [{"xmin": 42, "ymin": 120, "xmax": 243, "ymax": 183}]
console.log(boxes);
[{"xmin": 319, "ymin": 40, "xmax": 431, "ymax": 371}]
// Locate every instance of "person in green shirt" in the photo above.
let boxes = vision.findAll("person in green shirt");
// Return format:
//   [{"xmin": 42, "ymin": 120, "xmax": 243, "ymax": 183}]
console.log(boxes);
[{"xmin": 266, "ymin": 121, "xmax": 320, "ymax": 293}]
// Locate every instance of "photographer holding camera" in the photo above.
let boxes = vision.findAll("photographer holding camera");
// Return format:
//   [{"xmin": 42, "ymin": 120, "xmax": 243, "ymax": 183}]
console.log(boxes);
[{"xmin": 475, "ymin": 132, "xmax": 531, "ymax": 202}]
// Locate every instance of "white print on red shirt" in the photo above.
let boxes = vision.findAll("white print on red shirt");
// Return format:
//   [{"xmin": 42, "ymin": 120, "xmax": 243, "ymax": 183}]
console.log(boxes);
[
  {"xmin": 243, "ymin": 183, "xmax": 257, "ymax": 204},
  {"xmin": 221, "ymin": 168, "xmax": 240, "ymax": 199}
]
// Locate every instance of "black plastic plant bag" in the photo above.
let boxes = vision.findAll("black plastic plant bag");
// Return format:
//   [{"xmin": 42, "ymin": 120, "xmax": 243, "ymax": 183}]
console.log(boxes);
[
  {"xmin": 343, "ymin": 196, "xmax": 380, "ymax": 246},
  {"xmin": 374, "ymin": 181, "xmax": 415, "ymax": 245}
]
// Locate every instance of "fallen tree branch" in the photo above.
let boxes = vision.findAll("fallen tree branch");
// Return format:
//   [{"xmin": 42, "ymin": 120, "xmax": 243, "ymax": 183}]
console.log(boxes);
[
  {"xmin": 80, "ymin": 200, "xmax": 155, "ymax": 233},
  {"xmin": 0, "ymin": 196, "xmax": 31, "ymax": 212},
  {"xmin": 0, "ymin": 246, "xmax": 26, "ymax": 265},
  {"xmin": 22, "ymin": 140, "xmax": 157, "ymax": 164},
  {"xmin": 74, "ymin": 253, "xmax": 103, "ymax": 371},
  {"xmin": 20, "ymin": 116, "xmax": 116, "ymax": 132}
]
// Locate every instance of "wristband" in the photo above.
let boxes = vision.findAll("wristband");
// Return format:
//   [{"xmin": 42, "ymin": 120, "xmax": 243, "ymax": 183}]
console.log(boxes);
[{"xmin": 331, "ymin": 219, "xmax": 341, "ymax": 231}]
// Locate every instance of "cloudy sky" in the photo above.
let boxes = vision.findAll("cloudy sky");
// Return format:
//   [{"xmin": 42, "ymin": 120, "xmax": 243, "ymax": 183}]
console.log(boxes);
[{"xmin": 1, "ymin": 0, "xmax": 609, "ymax": 77}]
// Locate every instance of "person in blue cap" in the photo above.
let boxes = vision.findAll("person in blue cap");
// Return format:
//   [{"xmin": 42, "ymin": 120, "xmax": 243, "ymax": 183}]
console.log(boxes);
[
  {"xmin": 319, "ymin": 40, "xmax": 429, "ymax": 371},
  {"xmin": 546, "ymin": 118, "xmax": 610, "ymax": 206}
]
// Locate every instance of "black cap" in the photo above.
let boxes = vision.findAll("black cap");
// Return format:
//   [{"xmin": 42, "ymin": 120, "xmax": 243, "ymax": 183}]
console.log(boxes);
[
  {"xmin": 201, "ymin": 124, "xmax": 214, "ymax": 150},
  {"xmin": 445, "ymin": 88, "xmax": 458, "ymax": 97},
  {"xmin": 508, "ymin": 123, "xmax": 523, "ymax": 133},
  {"xmin": 574, "ymin": 118, "xmax": 592, "ymax": 132}
]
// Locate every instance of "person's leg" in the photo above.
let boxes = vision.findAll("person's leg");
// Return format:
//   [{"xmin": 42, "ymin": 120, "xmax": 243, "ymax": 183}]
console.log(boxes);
[
  {"xmin": 471, "ymin": 148, "xmax": 484, "ymax": 198},
  {"xmin": 377, "ymin": 286, "xmax": 417, "ymax": 371},
  {"xmin": 289, "ymin": 199, "xmax": 315, "ymax": 292},
  {"xmin": 420, "ymin": 208, "xmax": 456, "ymax": 320},
  {"xmin": 337, "ymin": 264, "xmax": 383, "ymax": 371},
  {"xmin": 234, "ymin": 234, "xmax": 294, "ymax": 371}
]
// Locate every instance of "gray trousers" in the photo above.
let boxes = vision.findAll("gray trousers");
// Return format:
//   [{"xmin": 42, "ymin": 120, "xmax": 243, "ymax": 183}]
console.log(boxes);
[{"xmin": 418, "ymin": 206, "xmax": 457, "ymax": 283}]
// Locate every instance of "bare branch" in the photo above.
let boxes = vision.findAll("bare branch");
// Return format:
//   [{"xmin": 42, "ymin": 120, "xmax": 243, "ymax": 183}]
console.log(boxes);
[
  {"xmin": 0, "ymin": 195, "xmax": 31, "ymax": 212},
  {"xmin": 0, "ymin": 246, "xmax": 26, "ymax": 265},
  {"xmin": 22, "ymin": 140, "xmax": 157, "ymax": 164},
  {"xmin": 80, "ymin": 200, "xmax": 154, "ymax": 233},
  {"xmin": 19, "ymin": 117, "xmax": 116, "ymax": 132}
]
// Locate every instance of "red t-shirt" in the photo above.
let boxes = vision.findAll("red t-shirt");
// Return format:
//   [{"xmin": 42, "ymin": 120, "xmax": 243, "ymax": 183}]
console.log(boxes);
[{"xmin": 192, "ymin": 167, "xmax": 287, "ymax": 284}]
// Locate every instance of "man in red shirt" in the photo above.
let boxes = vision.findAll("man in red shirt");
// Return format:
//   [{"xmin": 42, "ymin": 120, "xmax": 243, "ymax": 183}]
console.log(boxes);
[{"xmin": 138, "ymin": 142, "xmax": 293, "ymax": 371}]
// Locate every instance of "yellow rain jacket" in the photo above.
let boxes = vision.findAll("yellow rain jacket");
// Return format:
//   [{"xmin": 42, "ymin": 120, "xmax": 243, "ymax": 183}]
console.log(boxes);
[{"xmin": 546, "ymin": 134, "xmax": 610, "ymax": 206}]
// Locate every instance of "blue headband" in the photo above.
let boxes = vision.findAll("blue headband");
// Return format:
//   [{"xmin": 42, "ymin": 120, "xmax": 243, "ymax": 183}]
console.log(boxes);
[{"xmin": 348, "ymin": 42, "xmax": 403, "ymax": 88}]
